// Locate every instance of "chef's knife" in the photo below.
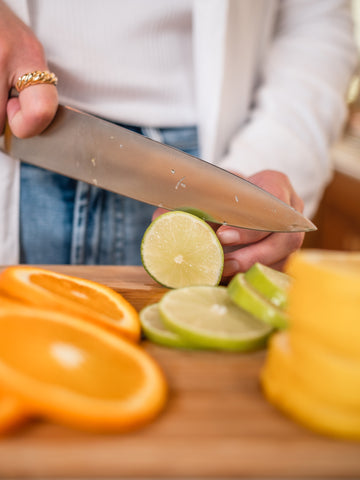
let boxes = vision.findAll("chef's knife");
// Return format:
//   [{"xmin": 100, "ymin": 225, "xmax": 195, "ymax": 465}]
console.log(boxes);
[{"xmin": 0, "ymin": 104, "xmax": 316, "ymax": 232}]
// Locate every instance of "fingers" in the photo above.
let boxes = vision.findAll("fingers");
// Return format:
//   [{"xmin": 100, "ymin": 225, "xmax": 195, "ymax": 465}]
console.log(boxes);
[
  {"xmin": 222, "ymin": 230, "xmax": 304, "ymax": 278},
  {"xmin": 7, "ymin": 84, "xmax": 58, "ymax": 138},
  {"xmin": 217, "ymin": 170, "xmax": 306, "ymax": 279},
  {"xmin": 216, "ymin": 225, "xmax": 270, "ymax": 247},
  {"xmin": 268, "ymin": 259, "xmax": 288, "ymax": 272},
  {"xmin": 216, "ymin": 169, "xmax": 304, "ymax": 248},
  {"xmin": 152, "ymin": 207, "xmax": 169, "ymax": 221},
  {"xmin": 0, "ymin": 2, "xmax": 58, "ymax": 138},
  {"xmin": 248, "ymin": 170, "xmax": 304, "ymax": 213}
]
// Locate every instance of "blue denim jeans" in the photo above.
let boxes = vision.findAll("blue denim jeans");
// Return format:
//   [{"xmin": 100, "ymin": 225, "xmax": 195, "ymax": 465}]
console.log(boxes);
[{"xmin": 20, "ymin": 125, "xmax": 198, "ymax": 265}]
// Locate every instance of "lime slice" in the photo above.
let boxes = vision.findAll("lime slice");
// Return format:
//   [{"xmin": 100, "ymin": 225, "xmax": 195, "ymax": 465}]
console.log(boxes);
[
  {"xmin": 244, "ymin": 263, "xmax": 291, "ymax": 308},
  {"xmin": 139, "ymin": 303, "xmax": 194, "ymax": 349},
  {"xmin": 176, "ymin": 207, "xmax": 217, "ymax": 223},
  {"xmin": 158, "ymin": 286, "xmax": 273, "ymax": 351},
  {"xmin": 141, "ymin": 211, "xmax": 224, "ymax": 288},
  {"xmin": 228, "ymin": 274, "xmax": 289, "ymax": 329}
]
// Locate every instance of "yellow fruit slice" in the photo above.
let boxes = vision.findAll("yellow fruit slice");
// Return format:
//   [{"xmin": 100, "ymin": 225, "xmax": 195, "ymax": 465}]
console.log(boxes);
[
  {"xmin": 261, "ymin": 332, "xmax": 360, "ymax": 440},
  {"xmin": 0, "ymin": 266, "xmax": 141, "ymax": 342},
  {"xmin": 0, "ymin": 308, "xmax": 167, "ymax": 433},
  {"xmin": 285, "ymin": 250, "xmax": 360, "ymax": 358},
  {"xmin": 289, "ymin": 332, "xmax": 360, "ymax": 408},
  {"xmin": 141, "ymin": 211, "xmax": 224, "ymax": 288},
  {"xmin": 286, "ymin": 249, "xmax": 360, "ymax": 285}
]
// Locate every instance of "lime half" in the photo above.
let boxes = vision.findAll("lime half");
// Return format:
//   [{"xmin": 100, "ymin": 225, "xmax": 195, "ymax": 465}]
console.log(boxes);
[
  {"xmin": 228, "ymin": 273, "xmax": 289, "ymax": 329},
  {"xmin": 159, "ymin": 286, "xmax": 273, "ymax": 351},
  {"xmin": 244, "ymin": 263, "xmax": 291, "ymax": 308},
  {"xmin": 141, "ymin": 211, "xmax": 224, "ymax": 288},
  {"xmin": 176, "ymin": 207, "xmax": 217, "ymax": 223},
  {"xmin": 140, "ymin": 303, "xmax": 194, "ymax": 349}
]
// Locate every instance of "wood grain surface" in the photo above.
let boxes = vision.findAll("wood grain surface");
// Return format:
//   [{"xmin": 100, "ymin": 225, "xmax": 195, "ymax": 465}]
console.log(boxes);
[{"xmin": 0, "ymin": 265, "xmax": 359, "ymax": 479}]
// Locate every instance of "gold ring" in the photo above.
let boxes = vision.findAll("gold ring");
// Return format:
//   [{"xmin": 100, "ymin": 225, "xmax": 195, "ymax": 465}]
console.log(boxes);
[{"xmin": 15, "ymin": 70, "xmax": 58, "ymax": 93}]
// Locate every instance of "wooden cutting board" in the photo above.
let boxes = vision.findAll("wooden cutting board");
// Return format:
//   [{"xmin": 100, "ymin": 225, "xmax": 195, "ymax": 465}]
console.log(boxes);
[{"xmin": 0, "ymin": 265, "xmax": 359, "ymax": 479}]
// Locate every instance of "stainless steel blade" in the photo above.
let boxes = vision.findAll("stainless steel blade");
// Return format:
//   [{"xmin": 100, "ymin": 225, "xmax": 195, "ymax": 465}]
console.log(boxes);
[{"xmin": 0, "ymin": 105, "xmax": 316, "ymax": 232}]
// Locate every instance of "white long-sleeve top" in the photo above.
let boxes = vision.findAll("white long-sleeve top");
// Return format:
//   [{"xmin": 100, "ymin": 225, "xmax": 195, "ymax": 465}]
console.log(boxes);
[
  {"xmin": 0, "ymin": 0, "xmax": 358, "ymax": 264},
  {"xmin": 25, "ymin": 0, "xmax": 197, "ymax": 127}
]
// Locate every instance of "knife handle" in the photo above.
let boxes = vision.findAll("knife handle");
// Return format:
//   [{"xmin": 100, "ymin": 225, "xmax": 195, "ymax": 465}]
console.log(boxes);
[
  {"xmin": 0, "ymin": 89, "xmax": 17, "ymax": 152},
  {"xmin": 0, "ymin": 132, "xmax": 4, "ymax": 153},
  {"xmin": 9, "ymin": 87, "xmax": 18, "ymax": 98},
  {"xmin": 0, "ymin": 122, "xmax": 12, "ymax": 154}
]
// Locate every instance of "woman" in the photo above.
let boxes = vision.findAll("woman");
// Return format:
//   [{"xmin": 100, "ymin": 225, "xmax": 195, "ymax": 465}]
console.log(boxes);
[{"xmin": 0, "ymin": 0, "xmax": 357, "ymax": 278}]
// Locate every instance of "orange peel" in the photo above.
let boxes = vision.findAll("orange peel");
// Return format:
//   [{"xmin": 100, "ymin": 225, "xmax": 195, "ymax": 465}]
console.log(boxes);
[
  {"xmin": 0, "ymin": 308, "xmax": 167, "ymax": 433},
  {"xmin": 0, "ymin": 266, "xmax": 141, "ymax": 342}
]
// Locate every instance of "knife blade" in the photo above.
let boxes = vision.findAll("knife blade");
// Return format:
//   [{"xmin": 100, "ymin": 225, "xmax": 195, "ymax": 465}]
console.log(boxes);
[{"xmin": 0, "ymin": 105, "xmax": 316, "ymax": 232}]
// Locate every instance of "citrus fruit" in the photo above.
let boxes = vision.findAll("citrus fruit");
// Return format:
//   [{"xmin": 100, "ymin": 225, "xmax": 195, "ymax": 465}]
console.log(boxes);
[
  {"xmin": 285, "ymin": 250, "xmax": 360, "ymax": 358},
  {"xmin": 0, "ymin": 392, "xmax": 29, "ymax": 434},
  {"xmin": 262, "ymin": 249, "xmax": 360, "ymax": 440},
  {"xmin": 176, "ymin": 207, "xmax": 217, "ymax": 223},
  {"xmin": 228, "ymin": 273, "xmax": 288, "ymax": 329},
  {"xmin": 0, "ymin": 266, "xmax": 141, "ymax": 342},
  {"xmin": 158, "ymin": 286, "xmax": 273, "ymax": 351},
  {"xmin": 140, "ymin": 303, "xmax": 195, "ymax": 349},
  {"xmin": 244, "ymin": 262, "xmax": 291, "ymax": 308},
  {"xmin": 0, "ymin": 308, "xmax": 167, "ymax": 433},
  {"xmin": 140, "ymin": 211, "xmax": 224, "ymax": 288},
  {"xmin": 261, "ymin": 332, "xmax": 360, "ymax": 440},
  {"xmin": 289, "ymin": 332, "xmax": 360, "ymax": 408}
]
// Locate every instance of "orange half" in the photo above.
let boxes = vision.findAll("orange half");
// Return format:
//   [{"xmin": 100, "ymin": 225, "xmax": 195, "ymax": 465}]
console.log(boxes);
[
  {"xmin": 0, "ymin": 391, "xmax": 29, "ymax": 434},
  {"xmin": 0, "ymin": 266, "xmax": 141, "ymax": 342},
  {"xmin": 0, "ymin": 308, "xmax": 167, "ymax": 433}
]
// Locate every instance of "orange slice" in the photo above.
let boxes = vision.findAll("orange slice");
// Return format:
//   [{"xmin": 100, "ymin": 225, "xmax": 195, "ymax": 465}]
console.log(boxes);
[
  {"xmin": 0, "ymin": 388, "xmax": 29, "ymax": 434},
  {"xmin": 0, "ymin": 308, "xmax": 167, "ymax": 433},
  {"xmin": 0, "ymin": 266, "xmax": 140, "ymax": 342}
]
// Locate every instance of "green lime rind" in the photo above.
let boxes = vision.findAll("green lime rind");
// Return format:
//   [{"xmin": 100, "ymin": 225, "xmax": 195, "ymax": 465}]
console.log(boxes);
[
  {"xmin": 176, "ymin": 207, "xmax": 218, "ymax": 223},
  {"xmin": 141, "ymin": 211, "xmax": 224, "ymax": 289},
  {"xmin": 139, "ymin": 303, "xmax": 196, "ymax": 349},
  {"xmin": 159, "ymin": 286, "xmax": 273, "ymax": 352},
  {"xmin": 228, "ymin": 273, "xmax": 289, "ymax": 330},
  {"xmin": 244, "ymin": 263, "xmax": 291, "ymax": 309}
]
